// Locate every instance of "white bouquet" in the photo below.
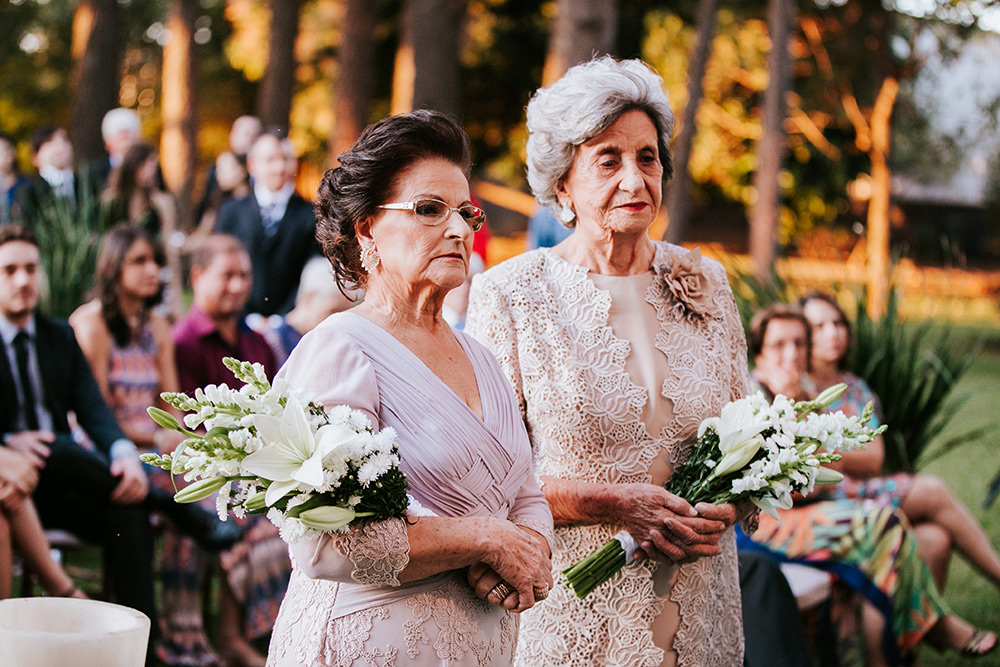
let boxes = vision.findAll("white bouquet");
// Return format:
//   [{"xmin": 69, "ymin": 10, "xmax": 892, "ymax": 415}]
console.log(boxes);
[
  {"xmin": 142, "ymin": 358, "xmax": 409, "ymax": 543},
  {"xmin": 563, "ymin": 383, "xmax": 886, "ymax": 598}
]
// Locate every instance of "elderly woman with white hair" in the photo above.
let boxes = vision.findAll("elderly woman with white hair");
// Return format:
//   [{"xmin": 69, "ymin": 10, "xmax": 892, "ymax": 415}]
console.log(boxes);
[{"xmin": 466, "ymin": 57, "xmax": 750, "ymax": 667}]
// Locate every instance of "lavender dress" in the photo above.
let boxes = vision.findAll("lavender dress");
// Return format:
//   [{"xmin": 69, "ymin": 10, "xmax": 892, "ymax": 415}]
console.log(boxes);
[{"xmin": 266, "ymin": 312, "xmax": 554, "ymax": 667}]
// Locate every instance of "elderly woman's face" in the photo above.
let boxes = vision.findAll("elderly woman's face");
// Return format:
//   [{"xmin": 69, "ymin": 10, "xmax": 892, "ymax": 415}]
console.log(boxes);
[
  {"xmin": 366, "ymin": 157, "xmax": 474, "ymax": 295},
  {"xmin": 557, "ymin": 109, "xmax": 662, "ymax": 235}
]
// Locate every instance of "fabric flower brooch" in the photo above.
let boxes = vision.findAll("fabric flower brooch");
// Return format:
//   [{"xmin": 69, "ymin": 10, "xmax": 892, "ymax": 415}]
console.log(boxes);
[{"xmin": 662, "ymin": 246, "xmax": 715, "ymax": 319}]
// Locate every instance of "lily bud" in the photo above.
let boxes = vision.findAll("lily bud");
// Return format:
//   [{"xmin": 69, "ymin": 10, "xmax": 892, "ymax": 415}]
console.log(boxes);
[
  {"xmin": 148, "ymin": 407, "xmax": 181, "ymax": 431},
  {"xmin": 245, "ymin": 490, "xmax": 268, "ymax": 512},
  {"xmin": 297, "ymin": 506, "xmax": 356, "ymax": 532},
  {"xmin": 813, "ymin": 383, "xmax": 848, "ymax": 408},
  {"xmin": 174, "ymin": 477, "xmax": 228, "ymax": 504},
  {"xmin": 815, "ymin": 466, "xmax": 845, "ymax": 485}
]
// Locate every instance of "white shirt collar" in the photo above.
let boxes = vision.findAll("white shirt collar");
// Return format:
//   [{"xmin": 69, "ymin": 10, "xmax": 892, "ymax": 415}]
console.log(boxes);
[
  {"xmin": 38, "ymin": 166, "xmax": 73, "ymax": 189},
  {"xmin": 0, "ymin": 313, "xmax": 36, "ymax": 346},
  {"xmin": 254, "ymin": 183, "xmax": 295, "ymax": 210}
]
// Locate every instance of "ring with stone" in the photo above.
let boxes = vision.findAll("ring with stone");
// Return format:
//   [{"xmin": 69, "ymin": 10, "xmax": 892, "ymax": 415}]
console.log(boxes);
[{"xmin": 489, "ymin": 581, "xmax": 514, "ymax": 602}]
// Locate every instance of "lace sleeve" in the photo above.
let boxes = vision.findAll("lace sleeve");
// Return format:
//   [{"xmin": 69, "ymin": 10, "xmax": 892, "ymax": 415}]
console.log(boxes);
[
  {"xmin": 290, "ymin": 518, "xmax": 410, "ymax": 587},
  {"xmin": 467, "ymin": 273, "xmax": 526, "ymax": 421}
]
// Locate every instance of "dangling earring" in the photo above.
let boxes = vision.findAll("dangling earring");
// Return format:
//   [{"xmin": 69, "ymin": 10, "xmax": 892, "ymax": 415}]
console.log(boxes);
[
  {"xmin": 360, "ymin": 244, "xmax": 380, "ymax": 273},
  {"xmin": 558, "ymin": 204, "xmax": 576, "ymax": 225}
]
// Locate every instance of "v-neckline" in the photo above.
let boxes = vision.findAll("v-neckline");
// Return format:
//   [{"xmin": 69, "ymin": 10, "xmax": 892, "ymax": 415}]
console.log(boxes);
[{"xmin": 343, "ymin": 312, "xmax": 487, "ymax": 424}]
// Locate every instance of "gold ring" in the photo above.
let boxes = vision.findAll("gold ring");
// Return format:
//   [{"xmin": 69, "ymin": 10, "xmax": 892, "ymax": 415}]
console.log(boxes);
[
  {"xmin": 533, "ymin": 586, "xmax": 549, "ymax": 601},
  {"xmin": 489, "ymin": 581, "xmax": 514, "ymax": 602}
]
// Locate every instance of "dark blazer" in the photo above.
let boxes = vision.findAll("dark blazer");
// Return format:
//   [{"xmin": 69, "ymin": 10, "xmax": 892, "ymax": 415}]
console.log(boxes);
[
  {"xmin": 216, "ymin": 191, "xmax": 320, "ymax": 316},
  {"xmin": 11, "ymin": 174, "xmax": 89, "ymax": 227},
  {"xmin": 0, "ymin": 314, "xmax": 126, "ymax": 457}
]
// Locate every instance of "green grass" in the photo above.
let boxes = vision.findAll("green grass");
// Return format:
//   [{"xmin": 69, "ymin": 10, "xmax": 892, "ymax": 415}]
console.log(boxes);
[{"xmin": 918, "ymin": 337, "xmax": 1000, "ymax": 666}]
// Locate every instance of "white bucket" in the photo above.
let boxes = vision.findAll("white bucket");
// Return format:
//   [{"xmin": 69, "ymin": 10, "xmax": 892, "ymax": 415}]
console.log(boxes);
[{"xmin": 0, "ymin": 597, "xmax": 149, "ymax": 667}]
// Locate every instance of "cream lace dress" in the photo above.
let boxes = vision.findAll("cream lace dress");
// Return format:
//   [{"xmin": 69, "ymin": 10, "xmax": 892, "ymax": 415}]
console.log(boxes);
[
  {"xmin": 466, "ymin": 242, "xmax": 748, "ymax": 667},
  {"xmin": 265, "ymin": 313, "xmax": 554, "ymax": 667}
]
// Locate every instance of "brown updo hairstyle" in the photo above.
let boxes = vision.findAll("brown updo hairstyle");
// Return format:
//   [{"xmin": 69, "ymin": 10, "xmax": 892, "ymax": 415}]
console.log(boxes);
[
  {"xmin": 798, "ymin": 291, "xmax": 853, "ymax": 370},
  {"xmin": 315, "ymin": 109, "xmax": 472, "ymax": 293}
]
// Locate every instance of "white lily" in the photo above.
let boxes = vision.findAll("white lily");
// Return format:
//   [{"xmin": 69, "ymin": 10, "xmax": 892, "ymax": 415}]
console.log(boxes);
[
  {"xmin": 707, "ymin": 397, "xmax": 771, "ymax": 479},
  {"xmin": 752, "ymin": 489, "xmax": 795, "ymax": 519},
  {"xmin": 297, "ymin": 505, "xmax": 358, "ymax": 532},
  {"xmin": 242, "ymin": 396, "xmax": 360, "ymax": 506}
]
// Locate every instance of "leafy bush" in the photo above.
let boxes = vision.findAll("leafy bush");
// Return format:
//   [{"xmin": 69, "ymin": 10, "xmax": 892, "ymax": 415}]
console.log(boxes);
[
  {"xmin": 32, "ymin": 188, "xmax": 106, "ymax": 319},
  {"xmin": 725, "ymin": 265, "xmax": 985, "ymax": 474}
]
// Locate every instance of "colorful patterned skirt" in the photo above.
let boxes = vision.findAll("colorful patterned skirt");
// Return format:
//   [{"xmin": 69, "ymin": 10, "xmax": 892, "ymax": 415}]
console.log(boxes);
[{"xmin": 741, "ymin": 498, "xmax": 949, "ymax": 665}]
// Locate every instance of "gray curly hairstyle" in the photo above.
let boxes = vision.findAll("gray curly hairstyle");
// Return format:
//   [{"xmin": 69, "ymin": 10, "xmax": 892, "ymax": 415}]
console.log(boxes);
[{"xmin": 525, "ymin": 57, "xmax": 675, "ymax": 227}]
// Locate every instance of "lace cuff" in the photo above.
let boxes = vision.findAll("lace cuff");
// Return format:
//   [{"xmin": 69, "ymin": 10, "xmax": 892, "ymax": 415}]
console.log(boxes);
[
  {"xmin": 510, "ymin": 515, "xmax": 555, "ymax": 554},
  {"xmin": 334, "ymin": 518, "xmax": 410, "ymax": 587}
]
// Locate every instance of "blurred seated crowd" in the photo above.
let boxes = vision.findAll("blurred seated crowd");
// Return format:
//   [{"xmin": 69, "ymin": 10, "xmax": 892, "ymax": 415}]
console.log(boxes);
[{"xmin": 0, "ymin": 111, "xmax": 436, "ymax": 667}]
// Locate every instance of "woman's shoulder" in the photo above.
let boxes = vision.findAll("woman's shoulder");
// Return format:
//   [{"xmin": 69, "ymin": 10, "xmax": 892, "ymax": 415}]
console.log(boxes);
[
  {"xmin": 68, "ymin": 299, "xmax": 107, "ymax": 336},
  {"xmin": 476, "ymin": 248, "xmax": 548, "ymax": 285}
]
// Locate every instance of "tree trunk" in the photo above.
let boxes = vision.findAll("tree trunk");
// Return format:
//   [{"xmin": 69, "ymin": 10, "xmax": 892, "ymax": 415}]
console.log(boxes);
[
  {"xmin": 542, "ymin": 0, "xmax": 618, "ymax": 86},
  {"xmin": 161, "ymin": 0, "xmax": 199, "ymax": 233},
  {"xmin": 70, "ymin": 0, "xmax": 121, "ymax": 166},
  {"xmin": 392, "ymin": 0, "xmax": 463, "ymax": 116},
  {"xmin": 749, "ymin": 0, "xmax": 796, "ymax": 283},
  {"xmin": 329, "ymin": 0, "xmax": 378, "ymax": 165},
  {"xmin": 257, "ymin": 0, "xmax": 302, "ymax": 132},
  {"xmin": 866, "ymin": 77, "xmax": 899, "ymax": 319},
  {"xmin": 663, "ymin": 0, "xmax": 719, "ymax": 244}
]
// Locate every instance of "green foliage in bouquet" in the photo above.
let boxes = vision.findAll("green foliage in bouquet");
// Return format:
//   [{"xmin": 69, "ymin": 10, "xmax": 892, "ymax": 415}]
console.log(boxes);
[{"xmin": 32, "ymin": 187, "xmax": 106, "ymax": 318}]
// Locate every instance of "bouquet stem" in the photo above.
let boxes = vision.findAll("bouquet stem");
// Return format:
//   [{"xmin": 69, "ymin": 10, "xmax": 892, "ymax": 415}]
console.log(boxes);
[{"xmin": 563, "ymin": 534, "xmax": 630, "ymax": 599}]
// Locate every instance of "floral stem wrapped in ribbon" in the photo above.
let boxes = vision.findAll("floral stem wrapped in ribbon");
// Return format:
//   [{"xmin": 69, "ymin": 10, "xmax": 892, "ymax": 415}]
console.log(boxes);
[
  {"xmin": 142, "ymin": 358, "xmax": 409, "ymax": 542},
  {"xmin": 563, "ymin": 383, "xmax": 886, "ymax": 599}
]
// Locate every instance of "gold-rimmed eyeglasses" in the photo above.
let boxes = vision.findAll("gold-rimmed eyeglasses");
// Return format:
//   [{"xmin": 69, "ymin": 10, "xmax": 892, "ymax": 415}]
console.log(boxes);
[{"xmin": 377, "ymin": 198, "xmax": 486, "ymax": 232}]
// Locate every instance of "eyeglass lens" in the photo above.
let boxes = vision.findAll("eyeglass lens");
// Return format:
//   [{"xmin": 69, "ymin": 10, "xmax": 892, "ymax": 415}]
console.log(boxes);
[{"xmin": 414, "ymin": 199, "xmax": 484, "ymax": 229}]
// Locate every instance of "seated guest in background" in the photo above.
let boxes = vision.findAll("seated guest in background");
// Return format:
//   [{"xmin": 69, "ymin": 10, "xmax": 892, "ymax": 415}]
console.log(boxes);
[
  {"xmin": 0, "ymin": 132, "xmax": 30, "ymax": 225},
  {"xmin": 193, "ymin": 151, "xmax": 251, "ymax": 242},
  {"xmin": 13, "ymin": 125, "xmax": 81, "ymax": 226},
  {"xmin": 99, "ymin": 143, "xmax": 176, "ymax": 239},
  {"xmin": 524, "ymin": 204, "xmax": 572, "ymax": 250},
  {"xmin": 195, "ymin": 115, "xmax": 261, "ymax": 224},
  {"xmin": 0, "ymin": 446, "xmax": 87, "ymax": 601},
  {"xmin": 0, "ymin": 224, "xmax": 159, "ymax": 642},
  {"xmin": 216, "ymin": 131, "xmax": 318, "ymax": 317},
  {"xmin": 745, "ymin": 303, "xmax": 996, "ymax": 664},
  {"xmin": 799, "ymin": 292, "xmax": 1000, "ymax": 605},
  {"xmin": 83, "ymin": 107, "xmax": 144, "ymax": 196},
  {"xmin": 174, "ymin": 234, "xmax": 290, "ymax": 667},
  {"xmin": 71, "ymin": 224, "xmax": 239, "ymax": 666},
  {"xmin": 252, "ymin": 255, "xmax": 359, "ymax": 366}
]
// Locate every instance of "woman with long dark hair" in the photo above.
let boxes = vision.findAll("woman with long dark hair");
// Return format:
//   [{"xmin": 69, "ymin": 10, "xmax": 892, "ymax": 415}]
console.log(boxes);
[{"xmin": 70, "ymin": 224, "xmax": 223, "ymax": 666}]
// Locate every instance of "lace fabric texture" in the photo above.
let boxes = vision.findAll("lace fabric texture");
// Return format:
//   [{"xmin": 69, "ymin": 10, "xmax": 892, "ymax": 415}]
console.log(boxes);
[
  {"xmin": 267, "ymin": 570, "xmax": 517, "ymax": 667},
  {"xmin": 335, "ymin": 518, "xmax": 411, "ymax": 587},
  {"xmin": 466, "ymin": 243, "xmax": 749, "ymax": 667}
]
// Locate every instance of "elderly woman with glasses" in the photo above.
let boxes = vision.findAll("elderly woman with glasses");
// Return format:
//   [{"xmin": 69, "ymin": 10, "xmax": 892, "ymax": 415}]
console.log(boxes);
[
  {"xmin": 466, "ymin": 57, "xmax": 749, "ymax": 667},
  {"xmin": 265, "ymin": 109, "xmax": 553, "ymax": 667}
]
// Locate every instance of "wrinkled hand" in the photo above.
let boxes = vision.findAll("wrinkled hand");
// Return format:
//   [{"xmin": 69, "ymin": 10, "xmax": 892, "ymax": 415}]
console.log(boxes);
[
  {"xmin": 611, "ymin": 483, "xmax": 731, "ymax": 564},
  {"xmin": 110, "ymin": 456, "xmax": 149, "ymax": 505},
  {"xmin": 4, "ymin": 431, "xmax": 54, "ymax": 468},
  {"xmin": 470, "ymin": 522, "xmax": 553, "ymax": 613},
  {"xmin": 637, "ymin": 501, "xmax": 738, "ymax": 565}
]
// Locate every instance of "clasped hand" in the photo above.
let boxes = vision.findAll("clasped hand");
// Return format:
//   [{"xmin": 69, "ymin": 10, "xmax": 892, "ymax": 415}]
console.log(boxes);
[
  {"xmin": 615, "ymin": 483, "xmax": 736, "ymax": 565},
  {"xmin": 467, "ymin": 522, "xmax": 553, "ymax": 613}
]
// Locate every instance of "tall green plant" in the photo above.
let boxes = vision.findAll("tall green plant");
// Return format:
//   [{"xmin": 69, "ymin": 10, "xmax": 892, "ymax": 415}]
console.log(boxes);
[
  {"xmin": 32, "ymin": 188, "xmax": 106, "ymax": 319},
  {"xmin": 851, "ymin": 292, "xmax": 987, "ymax": 474}
]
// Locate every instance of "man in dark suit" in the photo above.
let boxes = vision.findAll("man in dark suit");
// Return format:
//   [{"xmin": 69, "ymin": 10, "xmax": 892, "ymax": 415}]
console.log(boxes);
[
  {"xmin": 12, "ymin": 125, "xmax": 86, "ymax": 227},
  {"xmin": 0, "ymin": 224, "xmax": 158, "ymax": 629},
  {"xmin": 216, "ymin": 131, "xmax": 319, "ymax": 316}
]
